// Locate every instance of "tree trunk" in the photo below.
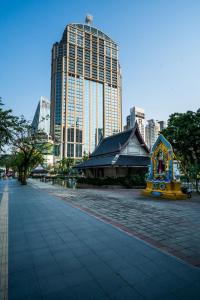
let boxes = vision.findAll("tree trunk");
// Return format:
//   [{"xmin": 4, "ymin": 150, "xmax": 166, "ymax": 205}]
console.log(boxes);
[
  {"xmin": 18, "ymin": 168, "xmax": 22, "ymax": 182},
  {"xmin": 21, "ymin": 172, "xmax": 27, "ymax": 185},
  {"xmin": 21, "ymin": 168, "xmax": 27, "ymax": 185}
]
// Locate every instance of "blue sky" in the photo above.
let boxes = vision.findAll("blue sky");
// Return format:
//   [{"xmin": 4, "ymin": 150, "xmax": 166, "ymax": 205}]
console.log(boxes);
[{"xmin": 0, "ymin": 0, "xmax": 200, "ymax": 125}]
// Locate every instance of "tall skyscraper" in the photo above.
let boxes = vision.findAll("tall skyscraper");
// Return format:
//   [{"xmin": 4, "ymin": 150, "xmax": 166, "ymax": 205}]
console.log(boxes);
[
  {"xmin": 50, "ymin": 16, "xmax": 122, "ymax": 159},
  {"xmin": 32, "ymin": 97, "xmax": 50, "ymax": 136},
  {"xmin": 130, "ymin": 106, "xmax": 145, "ymax": 140},
  {"xmin": 32, "ymin": 97, "xmax": 54, "ymax": 166}
]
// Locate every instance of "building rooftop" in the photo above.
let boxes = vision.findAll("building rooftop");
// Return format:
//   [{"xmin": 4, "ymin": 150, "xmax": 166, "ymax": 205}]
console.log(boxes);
[
  {"xmin": 91, "ymin": 129, "xmax": 133, "ymax": 157},
  {"xmin": 61, "ymin": 23, "xmax": 117, "ymax": 47},
  {"xmin": 77, "ymin": 124, "xmax": 150, "ymax": 169},
  {"xmin": 91, "ymin": 124, "xmax": 149, "ymax": 157}
]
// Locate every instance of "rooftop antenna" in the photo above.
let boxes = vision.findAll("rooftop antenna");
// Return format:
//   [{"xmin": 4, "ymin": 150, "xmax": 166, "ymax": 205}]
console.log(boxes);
[{"xmin": 85, "ymin": 14, "xmax": 93, "ymax": 26}]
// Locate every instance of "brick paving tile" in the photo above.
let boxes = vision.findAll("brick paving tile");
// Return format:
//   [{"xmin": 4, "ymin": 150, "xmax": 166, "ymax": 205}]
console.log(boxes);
[{"xmin": 30, "ymin": 179, "xmax": 200, "ymax": 267}]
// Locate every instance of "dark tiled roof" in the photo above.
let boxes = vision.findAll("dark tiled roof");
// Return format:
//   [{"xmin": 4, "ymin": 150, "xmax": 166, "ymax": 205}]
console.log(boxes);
[
  {"xmin": 115, "ymin": 155, "xmax": 150, "ymax": 167},
  {"xmin": 77, "ymin": 154, "xmax": 150, "ymax": 169},
  {"xmin": 76, "ymin": 124, "xmax": 150, "ymax": 169},
  {"xmin": 77, "ymin": 154, "xmax": 115, "ymax": 168},
  {"xmin": 91, "ymin": 129, "xmax": 133, "ymax": 157},
  {"xmin": 91, "ymin": 125, "xmax": 149, "ymax": 157}
]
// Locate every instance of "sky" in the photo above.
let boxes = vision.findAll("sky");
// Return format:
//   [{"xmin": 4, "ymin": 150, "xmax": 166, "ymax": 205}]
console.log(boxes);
[{"xmin": 0, "ymin": 0, "xmax": 200, "ymax": 125}]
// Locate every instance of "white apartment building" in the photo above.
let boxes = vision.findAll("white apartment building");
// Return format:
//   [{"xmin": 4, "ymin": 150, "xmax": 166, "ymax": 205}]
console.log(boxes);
[
  {"xmin": 145, "ymin": 119, "xmax": 160, "ymax": 149},
  {"xmin": 130, "ymin": 106, "xmax": 145, "ymax": 140}
]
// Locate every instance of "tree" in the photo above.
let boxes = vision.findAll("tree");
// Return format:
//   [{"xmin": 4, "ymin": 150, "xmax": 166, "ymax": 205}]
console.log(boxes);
[
  {"xmin": 58, "ymin": 158, "xmax": 74, "ymax": 175},
  {"xmin": 0, "ymin": 98, "xmax": 20, "ymax": 151},
  {"xmin": 162, "ymin": 109, "xmax": 200, "ymax": 191},
  {"xmin": 11, "ymin": 119, "xmax": 51, "ymax": 185},
  {"xmin": 82, "ymin": 151, "xmax": 89, "ymax": 161},
  {"xmin": 0, "ymin": 154, "xmax": 15, "ymax": 174}
]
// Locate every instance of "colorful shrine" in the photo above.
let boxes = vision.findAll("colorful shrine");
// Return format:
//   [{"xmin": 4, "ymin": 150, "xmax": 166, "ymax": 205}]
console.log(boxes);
[{"xmin": 144, "ymin": 134, "xmax": 187, "ymax": 199}]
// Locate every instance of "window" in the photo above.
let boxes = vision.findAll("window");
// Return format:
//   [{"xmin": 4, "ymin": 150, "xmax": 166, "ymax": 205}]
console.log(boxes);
[
  {"xmin": 69, "ymin": 59, "xmax": 75, "ymax": 73},
  {"xmin": 99, "ymin": 39, "xmax": 104, "ymax": 54},
  {"xmin": 76, "ymin": 128, "xmax": 82, "ymax": 143},
  {"xmin": 99, "ymin": 55, "xmax": 104, "ymax": 68},
  {"xmin": 69, "ymin": 32, "xmax": 76, "ymax": 44},
  {"xmin": 85, "ymin": 34, "xmax": 90, "ymax": 49},
  {"xmin": 85, "ymin": 50, "xmax": 90, "ymax": 63},
  {"xmin": 106, "ymin": 46, "xmax": 111, "ymax": 57},
  {"xmin": 106, "ymin": 57, "xmax": 111, "ymax": 69},
  {"xmin": 92, "ymin": 53, "xmax": 97, "ymax": 65},
  {"xmin": 67, "ymin": 128, "xmax": 74, "ymax": 142},
  {"xmin": 69, "ymin": 44, "xmax": 75, "ymax": 58},
  {"xmin": 67, "ymin": 143, "xmax": 74, "ymax": 157},
  {"xmin": 77, "ymin": 47, "xmax": 83, "ymax": 60},
  {"xmin": 85, "ymin": 64, "xmax": 90, "ymax": 77},
  {"xmin": 77, "ymin": 61, "xmax": 83, "ymax": 75},
  {"xmin": 92, "ymin": 66, "xmax": 97, "ymax": 79},
  {"xmin": 99, "ymin": 68, "xmax": 104, "ymax": 81},
  {"xmin": 76, "ymin": 144, "xmax": 82, "ymax": 157},
  {"xmin": 77, "ymin": 34, "xmax": 83, "ymax": 47}
]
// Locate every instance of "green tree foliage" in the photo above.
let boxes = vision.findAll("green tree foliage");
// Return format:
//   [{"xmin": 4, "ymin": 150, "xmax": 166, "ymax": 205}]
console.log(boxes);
[
  {"xmin": 82, "ymin": 151, "xmax": 89, "ymax": 161},
  {"xmin": 0, "ymin": 98, "xmax": 19, "ymax": 151},
  {"xmin": 0, "ymin": 100, "xmax": 51, "ymax": 184},
  {"xmin": 58, "ymin": 158, "xmax": 74, "ymax": 175},
  {"xmin": 11, "ymin": 119, "xmax": 51, "ymax": 185},
  {"xmin": 162, "ymin": 109, "xmax": 200, "ymax": 191},
  {"xmin": 0, "ymin": 154, "xmax": 14, "ymax": 174}
]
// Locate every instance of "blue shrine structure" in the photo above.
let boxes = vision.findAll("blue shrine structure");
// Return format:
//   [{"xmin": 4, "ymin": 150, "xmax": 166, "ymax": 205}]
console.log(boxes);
[{"xmin": 144, "ymin": 134, "xmax": 186, "ymax": 199}]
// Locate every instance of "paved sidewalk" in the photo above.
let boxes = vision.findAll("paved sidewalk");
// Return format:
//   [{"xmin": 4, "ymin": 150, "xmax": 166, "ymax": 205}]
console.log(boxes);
[
  {"xmin": 30, "ymin": 179, "xmax": 200, "ymax": 267},
  {"xmin": 0, "ymin": 182, "xmax": 8, "ymax": 300},
  {"xmin": 7, "ymin": 180, "xmax": 200, "ymax": 299}
]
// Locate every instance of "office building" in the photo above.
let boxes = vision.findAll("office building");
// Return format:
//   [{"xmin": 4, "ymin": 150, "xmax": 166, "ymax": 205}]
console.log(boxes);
[
  {"xmin": 124, "ymin": 114, "xmax": 131, "ymax": 131},
  {"xmin": 158, "ymin": 120, "xmax": 166, "ymax": 131},
  {"xmin": 50, "ymin": 16, "xmax": 122, "ymax": 159},
  {"xmin": 145, "ymin": 119, "xmax": 160, "ymax": 149},
  {"xmin": 32, "ymin": 97, "xmax": 50, "ymax": 136},
  {"xmin": 124, "ymin": 105, "xmax": 167, "ymax": 149},
  {"xmin": 32, "ymin": 97, "xmax": 54, "ymax": 166},
  {"xmin": 129, "ymin": 106, "xmax": 145, "ymax": 140}
]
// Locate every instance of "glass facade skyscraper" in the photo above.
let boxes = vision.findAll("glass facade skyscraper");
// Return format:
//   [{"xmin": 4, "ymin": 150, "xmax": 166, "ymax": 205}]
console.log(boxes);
[
  {"xmin": 50, "ymin": 20, "xmax": 122, "ymax": 159},
  {"xmin": 32, "ymin": 96, "xmax": 50, "ymax": 136}
]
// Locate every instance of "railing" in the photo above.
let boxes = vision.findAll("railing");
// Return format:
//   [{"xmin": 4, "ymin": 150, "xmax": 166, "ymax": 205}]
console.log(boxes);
[
  {"xmin": 181, "ymin": 181, "xmax": 200, "ymax": 192},
  {"xmin": 39, "ymin": 176, "xmax": 77, "ymax": 189},
  {"xmin": 32, "ymin": 176, "xmax": 200, "ymax": 192}
]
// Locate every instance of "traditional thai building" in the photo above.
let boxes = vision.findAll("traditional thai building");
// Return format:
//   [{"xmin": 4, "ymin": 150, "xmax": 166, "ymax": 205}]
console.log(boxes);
[{"xmin": 77, "ymin": 124, "xmax": 150, "ymax": 178}]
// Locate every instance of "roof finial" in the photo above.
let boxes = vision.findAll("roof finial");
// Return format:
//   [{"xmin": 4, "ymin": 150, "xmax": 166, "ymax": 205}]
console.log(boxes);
[{"xmin": 85, "ymin": 14, "xmax": 93, "ymax": 25}]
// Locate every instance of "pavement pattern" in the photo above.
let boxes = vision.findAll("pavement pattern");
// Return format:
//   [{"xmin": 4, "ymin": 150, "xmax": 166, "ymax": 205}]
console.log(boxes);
[
  {"xmin": 0, "ymin": 182, "xmax": 8, "ymax": 300},
  {"xmin": 30, "ymin": 179, "xmax": 200, "ymax": 268},
  {"xmin": 4, "ymin": 179, "xmax": 200, "ymax": 299}
]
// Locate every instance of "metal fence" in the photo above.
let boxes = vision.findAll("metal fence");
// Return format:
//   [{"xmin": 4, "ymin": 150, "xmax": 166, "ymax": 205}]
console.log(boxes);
[
  {"xmin": 181, "ymin": 181, "xmax": 199, "ymax": 192},
  {"xmin": 40, "ymin": 176, "xmax": 77, "ymax": 189}
]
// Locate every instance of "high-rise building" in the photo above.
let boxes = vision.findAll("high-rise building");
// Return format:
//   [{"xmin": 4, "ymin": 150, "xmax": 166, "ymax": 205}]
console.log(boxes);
[
  {"xmin": 50, "ymin": 16, "xmax": 122, "ymax": 159},
  {"xmin": 158, "ymin": 120, "xmax": 166, "ymax": 131},
  {"xmin": 32, "ymin": 97, "xmax": 53, "ymax": 166},
  {"xmin": 129, "ymin": 106, "xmax": 145, "ymax": 140},
  {"xmin": 145, "ymin": 119, "xmax": 160, "ymax": 149},
  {"xmin": 32, "ymin": 97, "xmax": 50, "ymax": 136},
  {"xmin": 124, "ymin": 114, "xmax": 130, "ymax": 131}
]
